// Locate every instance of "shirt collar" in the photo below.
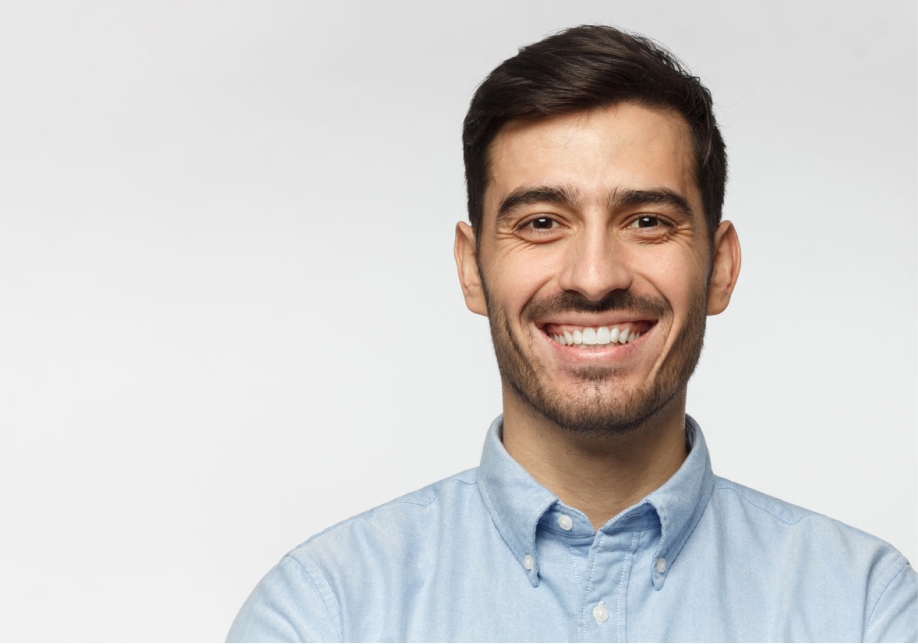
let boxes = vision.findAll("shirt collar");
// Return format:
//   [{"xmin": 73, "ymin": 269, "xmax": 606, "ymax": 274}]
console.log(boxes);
[
  {"xmin": 641, "ymin": 415, "xmax": 715, "ymax": 589},
  {"xmin": 477, "ymin": 416, "xmax": 558, "ymax": 587},
  {"xmin": 476, "ymin": 414, "xmax": 715, "ymax": 590}
]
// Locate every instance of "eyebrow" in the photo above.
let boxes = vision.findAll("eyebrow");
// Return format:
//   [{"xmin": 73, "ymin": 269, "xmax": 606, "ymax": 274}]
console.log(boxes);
[
  {"xmin": 608, "ymin": 188, "xmax": 695, "ymax": 220},
  {"xmin": 495, "ymin": 184, "xmax": 695, "ymax": 224},
  {"xmin": 495, "ymin": 185, "xmax": 581, "ymax": 225}
]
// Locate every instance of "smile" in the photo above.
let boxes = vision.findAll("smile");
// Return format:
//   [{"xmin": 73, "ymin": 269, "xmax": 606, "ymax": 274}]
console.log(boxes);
[{"xmin": 543, "ymin": 323, "xmax": 648, "ymax": 347}]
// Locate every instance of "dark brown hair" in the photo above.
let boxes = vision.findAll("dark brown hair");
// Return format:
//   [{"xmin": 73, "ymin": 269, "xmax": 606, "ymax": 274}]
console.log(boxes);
[{"xmin": 462, "ymin": 25, "xmax": 727, "ymax": 241}]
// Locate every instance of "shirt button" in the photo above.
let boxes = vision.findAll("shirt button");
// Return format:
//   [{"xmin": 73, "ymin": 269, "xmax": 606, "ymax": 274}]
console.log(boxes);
[
  {"xmin": 557, "ymin": 514, "xmax": 573, "ymax": 531},
  {"xmin": 592, "ymin": 601, "xmax": 609, "ymax": 624},
  {"xmin": 655, "ymin": 557, "xmax": 667, "ymax": 573},
  {"xmin": 522, "ymin": 554, "xmax": 534, "ymax": 570}
]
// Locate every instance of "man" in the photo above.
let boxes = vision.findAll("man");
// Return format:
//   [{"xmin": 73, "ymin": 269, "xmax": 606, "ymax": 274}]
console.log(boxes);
[{"xmin": 228, "ymin": 25, "xmax": 917, "ymax": 642}]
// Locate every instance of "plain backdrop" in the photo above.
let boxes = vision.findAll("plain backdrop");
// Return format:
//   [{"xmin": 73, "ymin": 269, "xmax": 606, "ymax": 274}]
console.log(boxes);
[{"xmin": 0, "ymin": 1, "xmax": 914, "ymax": 641}]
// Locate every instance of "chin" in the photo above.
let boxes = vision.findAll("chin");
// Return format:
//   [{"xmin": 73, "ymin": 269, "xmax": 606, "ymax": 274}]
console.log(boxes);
[{"xmin": 508, "ymin": 373, "xmax": 682, "ymax": 437}]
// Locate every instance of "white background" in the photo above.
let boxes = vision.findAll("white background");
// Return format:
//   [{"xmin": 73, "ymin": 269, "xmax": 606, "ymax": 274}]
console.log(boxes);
[{"xmin": 0, "ymin": 1, "xmax": 914, "ymax": 641}]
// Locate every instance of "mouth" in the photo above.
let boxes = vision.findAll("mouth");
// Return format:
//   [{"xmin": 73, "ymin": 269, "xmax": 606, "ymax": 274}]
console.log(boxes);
[{"xmin": 541, "ymin": 321, "xmax": 655, "ymax": 348}]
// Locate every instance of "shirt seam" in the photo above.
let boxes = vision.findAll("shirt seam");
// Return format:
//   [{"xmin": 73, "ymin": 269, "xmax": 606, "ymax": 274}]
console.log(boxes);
[
  {"xmin": 713, "ymin": 482, "xmax": 811, "ymax": 525},
  {"xmin": 714, "ymin": 483, "xmax": 904, "ymax": 552},
  {"xmin": 542, "ymin": 529, "xmax": 597, "ymax": 539},
  {"xmin": 286, "ymin": 553, "xmax": 344, "ymax": 641},
  {"xmin": 304, "ymin": 475, "xmax": 479, "ymax": 544},
  {"xmin": 616, "ymin": 530, "xmax": 638, "ymax": 643},
  {"xmin": 865, "ymin": 555, "xmax": 910, "ymax": 626},
  {"xmin": 393, "ymin": 477, "xmax": 477, "ymax": 508},
  {"xmin": 477, "ymin": 477, "xmax": 514, "ymax": 553},
  {"xmin": 666, "ymin": 467, "xmax": 714, "ymax": 564},
  {"xmin": 581, "ymin": 531, "xmax": 605, "ymax": 643},
  {"xmin": 543, "ymin": 523, "xmax": 656, "ymax": 538},
  {"xmin": 566, "ymin": 541, "xmax": 584, "ymax": 606}
]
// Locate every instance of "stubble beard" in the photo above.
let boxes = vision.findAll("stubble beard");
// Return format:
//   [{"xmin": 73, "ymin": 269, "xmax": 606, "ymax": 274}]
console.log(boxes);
[{"xmin": 484, "ymin": 286, "xmax": 708, "ymax": 438}]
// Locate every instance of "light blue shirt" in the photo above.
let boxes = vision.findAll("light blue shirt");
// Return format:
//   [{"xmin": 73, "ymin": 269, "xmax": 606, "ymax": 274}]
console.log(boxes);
[{"xmin": 228, "ymin": 417, "xmax": 917, "ymax": 642}]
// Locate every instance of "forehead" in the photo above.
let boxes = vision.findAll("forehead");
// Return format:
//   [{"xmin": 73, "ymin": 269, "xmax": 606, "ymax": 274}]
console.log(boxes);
[{"xmin": 484, "ymin": 103, "xmax": 700, "ymax": 219}]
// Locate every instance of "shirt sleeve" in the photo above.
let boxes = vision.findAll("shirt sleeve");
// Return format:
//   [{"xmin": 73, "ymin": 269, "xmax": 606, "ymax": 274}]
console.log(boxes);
[
  {"xmin": 227, "ymin": 554, "xmax": 342, "ymax": 642},
  {"xmin": 864, "ymin": 556, "xmax": 918, "ymax": 643}
]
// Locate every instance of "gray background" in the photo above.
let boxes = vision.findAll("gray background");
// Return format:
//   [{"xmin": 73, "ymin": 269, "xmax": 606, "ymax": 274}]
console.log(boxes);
[{"xmin": 0, "ymin": 1, "xmax": 914, "ymax": 640}]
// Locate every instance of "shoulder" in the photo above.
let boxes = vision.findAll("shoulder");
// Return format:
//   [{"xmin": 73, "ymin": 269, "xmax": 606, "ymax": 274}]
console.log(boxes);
[
  {"xmin": 319, "ymin": 467, "xmax": 479, "ymax": 519},
  {"xmin": 290, "ymin": 468, "xmax": 480, "ymax": 561},
  {"xmin": 227, "ymin": 469, "xmax": 482, "ymax": 642},
  {"xmin": 708, "ymin": 475, "xmax": 906, "ymax": 558},
  {"xmin": 710, "ymin": 476, "xmax": 897, "ymax": 543},
  {"xmin": 710, "ymin": 476, "xmax": 820, "ymax": 523},
  {"xmin": 705, "ymin": 476, "xmax": 917, "ymax": 640}
]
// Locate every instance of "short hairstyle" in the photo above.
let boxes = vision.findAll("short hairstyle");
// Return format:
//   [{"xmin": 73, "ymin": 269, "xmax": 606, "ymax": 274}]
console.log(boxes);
[{"xmin": 462, "ymin": 25, "xmax": 727, "ymax": 242}]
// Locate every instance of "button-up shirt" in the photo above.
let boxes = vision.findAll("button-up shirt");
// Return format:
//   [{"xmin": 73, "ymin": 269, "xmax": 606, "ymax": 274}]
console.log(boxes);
[{"xmin": 228, "ymin": 416, "xmax": 917, "ymax": 641}]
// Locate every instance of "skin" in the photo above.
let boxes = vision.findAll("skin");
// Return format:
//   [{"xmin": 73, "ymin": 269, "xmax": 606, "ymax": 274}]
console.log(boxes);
[{"xmin": 455, "ymin": 103, "xmax": 741, "ymax": 529}]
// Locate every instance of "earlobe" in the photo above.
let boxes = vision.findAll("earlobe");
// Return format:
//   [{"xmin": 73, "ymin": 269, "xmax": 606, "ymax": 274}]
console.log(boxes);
[
  {"xmin": 707, "ymin": 221, "xmax": 741, "ymax": 315},
  {"xmin": 454, "ymin": 222, "xmax": 489, "ymax": 316}
]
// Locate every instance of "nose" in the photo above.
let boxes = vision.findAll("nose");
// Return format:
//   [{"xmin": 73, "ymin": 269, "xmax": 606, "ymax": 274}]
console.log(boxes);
[{"xmin": 557, "ymin": 224, "xmax": 632, "ymax": 302}]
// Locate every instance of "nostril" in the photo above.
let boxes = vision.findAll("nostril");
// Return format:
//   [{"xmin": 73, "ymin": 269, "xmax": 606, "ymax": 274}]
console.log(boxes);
[{"xmin": 558, "ymin": 255, "xmax": 632, "ymax": 301}]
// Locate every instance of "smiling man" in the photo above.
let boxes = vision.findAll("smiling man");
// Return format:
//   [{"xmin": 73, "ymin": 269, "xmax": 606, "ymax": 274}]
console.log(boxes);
[
  {"xmin": 228, "ymin": 26, "xmax": 917, "ymax": 642},
  {"xmin": 453, "ymin": 100, "xmax": 736, "ymax": 537}
]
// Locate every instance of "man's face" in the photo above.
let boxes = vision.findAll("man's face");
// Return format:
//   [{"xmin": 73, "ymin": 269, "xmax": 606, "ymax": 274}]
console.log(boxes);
[{"xmin": 456, "ymin": 103, "xmax": 737, "ymax": 435}]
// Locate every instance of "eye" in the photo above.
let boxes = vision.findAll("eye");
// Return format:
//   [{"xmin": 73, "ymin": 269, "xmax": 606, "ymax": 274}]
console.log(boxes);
[
  {"xmin": 527, "ymin": 216, "xmax": 556, "ymax": 230},
  {"xmin": 515, "ymin": 215, "xmax": 566, "ymax": 242},
  {"xmin": 628, "ymin": 215, "xmax": 663, "ymax": 229}
]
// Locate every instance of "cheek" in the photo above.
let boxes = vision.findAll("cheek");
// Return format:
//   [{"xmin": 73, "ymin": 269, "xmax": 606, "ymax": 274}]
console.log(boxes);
[
  {"xmin": 637, "ymin": 249, "xmax": 708, "ymax": 309},
  {"xmin": 485, "ymin": 246, "xmax": 559, "ymax": 298}
]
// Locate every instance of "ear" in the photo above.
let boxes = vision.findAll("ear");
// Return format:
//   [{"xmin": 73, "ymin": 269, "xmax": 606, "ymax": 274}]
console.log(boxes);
[
  {"xmin": 454, "ymin": 221, "xmax": 488, "ymax": 316},
  {"xmin": 707, "ymin": 221, "xmax": 741, "ymax": 315}
]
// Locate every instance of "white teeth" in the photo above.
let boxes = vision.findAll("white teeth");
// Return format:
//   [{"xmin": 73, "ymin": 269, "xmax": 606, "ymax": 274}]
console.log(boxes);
[
  {"xmin": 596, "ymin": 326, "xmax": 610, "ymax": 344},
  {"xmin": 550, "ymin": 325, "xmax": 643, "ymax": 347}
]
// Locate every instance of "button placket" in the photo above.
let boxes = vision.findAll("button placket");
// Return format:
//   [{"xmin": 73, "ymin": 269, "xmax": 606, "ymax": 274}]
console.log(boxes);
[{"xmin": 579, "ymin": 528, "xmax": 641, "ymax": 639}]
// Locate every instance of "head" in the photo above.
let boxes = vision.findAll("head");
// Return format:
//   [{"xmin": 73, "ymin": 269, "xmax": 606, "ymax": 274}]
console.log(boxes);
[
  {"xmin": 454, "ymin": 26, "xmax": 740, "ymax": 437},
  {"xmin": 463, "ymin": 25, "xmax": 727, "ymax": 246}
]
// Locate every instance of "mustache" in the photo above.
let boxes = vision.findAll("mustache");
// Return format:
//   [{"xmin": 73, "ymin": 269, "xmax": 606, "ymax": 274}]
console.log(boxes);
[{"xmin": 523, "ymin": 290, "xmax": 668, "ymax": 320}]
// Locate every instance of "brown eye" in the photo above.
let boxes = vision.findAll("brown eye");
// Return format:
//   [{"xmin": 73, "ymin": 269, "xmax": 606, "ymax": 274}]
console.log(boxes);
[
  {"xmin": 517, "ymin": 215, "xmax": 565, "ymax": 242},
  {"xmin": 634, "ymin": 216, "xmax": 660, "ymax": 228}
]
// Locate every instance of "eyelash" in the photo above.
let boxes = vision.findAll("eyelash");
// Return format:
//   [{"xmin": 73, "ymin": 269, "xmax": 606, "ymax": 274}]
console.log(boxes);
[
  {"xmin": 522, "ymin": 216, "xmax": 558, "ymax": 230},
  {"xmin": 628, "ymin": 215, "xmax": 669, "ymax": 229},
  {"xmin": 513, "ymin": 213, "xmax": 677, "ymax": 245},
  {"xmin": 518, "ymin": 214, "xmax": 672, "ymax": 230}
]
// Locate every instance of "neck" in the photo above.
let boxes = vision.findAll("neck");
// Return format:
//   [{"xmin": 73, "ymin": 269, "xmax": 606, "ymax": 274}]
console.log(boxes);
[{"xmin": 501, "ymin": 388, "xmax": 689, "ymax": 530}]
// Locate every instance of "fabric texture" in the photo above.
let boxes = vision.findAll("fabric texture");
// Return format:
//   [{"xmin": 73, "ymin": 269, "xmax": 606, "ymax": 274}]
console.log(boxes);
[{"xmin": 228, "ymin": 416, "xmax": 918, "ymax": 642}]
